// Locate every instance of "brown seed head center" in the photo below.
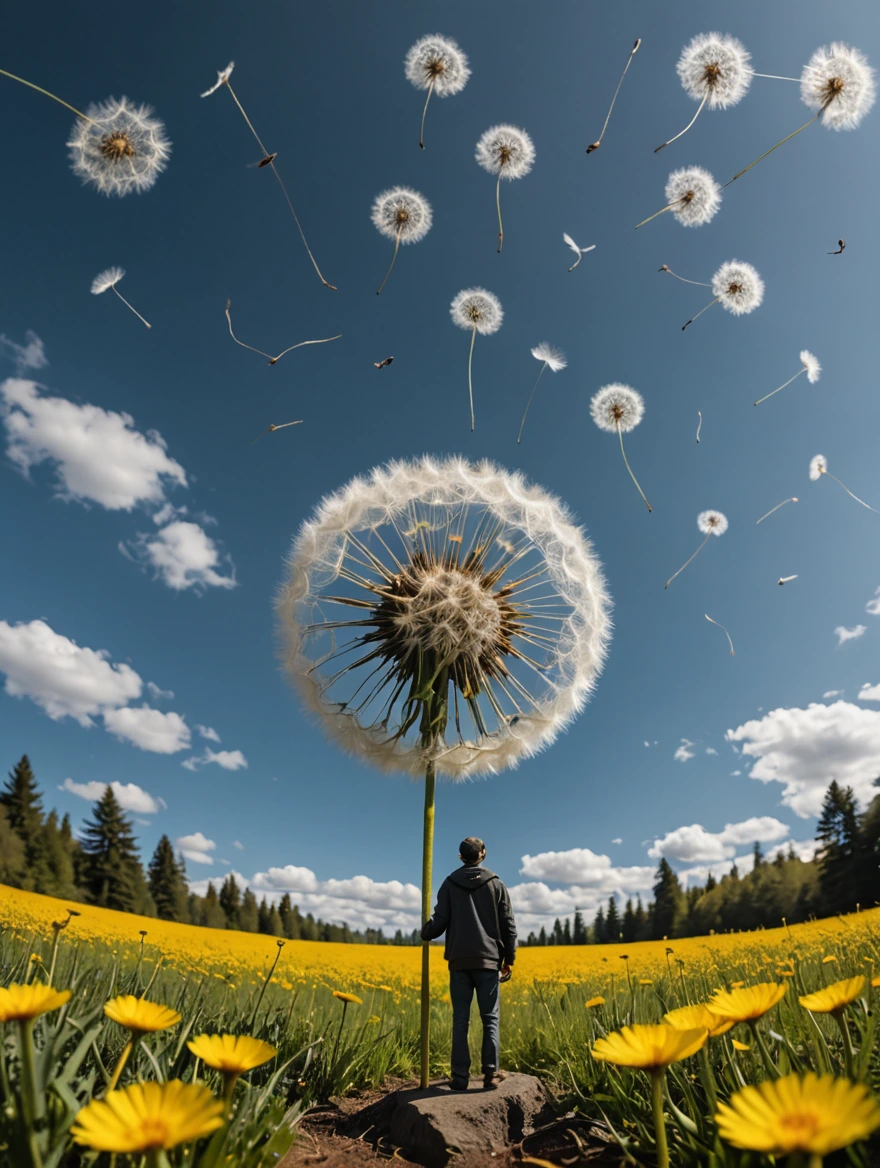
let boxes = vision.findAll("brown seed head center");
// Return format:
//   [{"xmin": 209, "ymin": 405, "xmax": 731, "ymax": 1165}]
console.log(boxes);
[
  {"xmin": 499, "ymin": 145, "xmax": 512, "ymax": 166},
  {"xmin": 825, "ymin": 75, "xmax": 845, "ymax": 100},
  {"xmin": 704, "ymin": 62, "xmax": 721, "ymax": 87},
  {"xmin": 101, "ymin": 132, "xmax": 135, "ymax": 161},
  {"xmin": 611, "ymin": 405, "xmax": 625, "ymax": 421},
  {"xmin": 395, "ymin": 208, "xmax": 410, "ymax": 225},
  {"xmin": 727, "ymin": 282, "xmax": 742, "ymax": 296},
  {"xmin": 427, "ymin": 58, "xmax": 447, "ymax": 78}
]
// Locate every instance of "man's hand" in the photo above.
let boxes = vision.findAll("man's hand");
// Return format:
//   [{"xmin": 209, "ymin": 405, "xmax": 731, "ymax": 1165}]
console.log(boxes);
[{"xmin": 500, "ymin": 963, "xmax": 512, "ymax": 982}]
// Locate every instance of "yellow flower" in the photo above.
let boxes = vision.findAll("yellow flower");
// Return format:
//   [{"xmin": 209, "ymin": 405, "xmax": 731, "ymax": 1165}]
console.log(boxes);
[
  {"xmin": 367, "ymin": 1014, "xmax": 380, "ymax": 1024},
  {"xmin": 799, "ymin": 976, "xmax": 865, "ymax": 1015},
  {"xmin": 104, "ymin": 996, "xmax": 181, "ymax": 1034},
  {"xmin": 0, "ymin": 983, "xmax": 71, "ymax": 1023},
  {"xmin": 592, "ymin": 1024, "xmax": 707, "ymax": 1070},
  {"xmin": 730, "ymin": 980, "xmax": 745, "ymax": 988},
  {"xmin": 585, "ymin": 996, "xmax": 605, "ymax": 1009},
  {"xmin": 332, "ymin": 991, "xmax": 363, "ymax": 1005},
  {"xmin": 873, "ymin": 976, "xmax": 880, "ymax": 988},
  {"xmin": 822, "ymin": 954, "xmax": 838, "ymax": 964},
  {"xmin": 638, "ymin": 978, "xmax": 653, "ymax": 985},
  {"xmin": 29, "ymin": 954, "xmax": 42, "ymax": 963},
  {"xmin": 715, "ymin": 1072, "xmax": 880, "ymax": 1155},
  {"xmin": 779, "ymin": 970, "xmax": 795, "ymax": 977},
  {"xmin": 731, "ymin": 1039, "xmax": 751, "ymax": 1051},
  {"xmin": 187, "ymin": 1034, "xmax": 276, "ymax": 1074},
  {"xmin": 71, "ymin": 1080, "xmax": 224, "ymax": 1153},
  {"xmin": 378, "ymin": 985, "xmax": 394, "ymax": 992},
  {"xmin": 664, "ymin": 1003, "xmax": 734, "ymax": 1038},
  {"xmin": 707, "ymin": 982, "xmax": 787, "ymax": 1022}
]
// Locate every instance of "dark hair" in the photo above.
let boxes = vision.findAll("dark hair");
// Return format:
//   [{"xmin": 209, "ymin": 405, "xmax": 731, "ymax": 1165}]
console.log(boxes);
[{"xmin": 460, "ymin": 837, "xmax": 486, "ymax": 864}]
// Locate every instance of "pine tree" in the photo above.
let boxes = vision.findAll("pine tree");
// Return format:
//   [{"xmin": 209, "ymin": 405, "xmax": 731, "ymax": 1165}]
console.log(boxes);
[
  {"xmin": 219, "ymin": 875, "xmax": 242, "ymax": 928},
  {"xmin": 562, "ymin": 918, "xmax": 572, "ymax": 945},
  {"xmin": 621, "ymin": 898, "xmax": 637, "ymax": 943},
  {"xmin": 41, "ymin": 811, "xmax": 78, "ymax": 898},
  {"xmin": 652, "ymin": 858, "xmax": 683, "ymax": 939},
  {"xmin": 239, "ymin": 888, "xmax": 259, "ymax": 932},
  {"xmin": 0, "ymin": 805, "xmax": 26, "ymax": 886},
  {"xmin": 634, "ymin": 896, "xmax": 649, "ymax": 941},
  {"xmin": 267, "ymin": 904, "xmax": 283, "ymax": 937},
  {"xmin": 538, "ymin": 925, "xmax": 548, "ymax": 946},
  {"xmin": 572, "ymin": 910, "xmax": 587, "ymax": 945},
  {"xmin": 752, "ymin": 840, "xmax": 765, "ymax": 869},
  {"xmin": 593, "ymin": 905, "xmax": 607, "ymax": 944},
  {"xmin": 857, "ymin": 780, "xmax": 880, "ymax": 906},
  {"xmin": 148, "ymin": 836, "xmax": 188, "ymax": 921},
  {"xmin": 816, "ymin": 781, "xmax": 860, "ymax": 914},
  {"xmin": 80, "ymin": 787, "xmax": 143, "ymax": 912},
  {"xmin": 257, "ymin": 897, "xmax": 272, "ymax": 934},
  {"xmin": 1, "ymin": 755, "xmax": 50, "ymax": 890},
  {"xmin": 705, "ymin": 872, "xmax": 717, "ymax": 892},
  {"xmin": 605, "ymin": 896, "xmax": 621, "ymax": 943},
  {"xmin": 200, "ymin": 882, "xmax": 227, "ymax": 929}
]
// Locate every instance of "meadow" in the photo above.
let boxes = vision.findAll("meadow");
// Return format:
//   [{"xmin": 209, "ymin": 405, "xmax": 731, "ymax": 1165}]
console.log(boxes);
[{"xmin": 1, "ymin": 884, "xmax": 879, "ymax": 1165}]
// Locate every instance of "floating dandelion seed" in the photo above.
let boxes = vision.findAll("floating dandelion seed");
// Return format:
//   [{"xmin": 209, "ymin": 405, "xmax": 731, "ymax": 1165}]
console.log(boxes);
[
  {"xmin": 754, "ymin": 350, "xmax": 821, "ymax": 406},
  {"xmin": 656, "ymin": 33, "xmax": 753, "ymax": 152},
  {"xmin": 404, "ymin": 34, "xmax": 471, "ymax": 150},
  {"xmin": 200, "ymin": 61, "xmax": 335, "ymax": 290},
  {"xmin": 449, "ymin": 288, "xmax": 503, "ymax": 431},
  {"xmin": 778, "ymin": 575, "xmax": 798, "ymax": 585},
  {"xmin": 90, "ymin": 267, "xmax": 151, "ymax": 329},
  {"xmin": 277, "ymin": 456, "xmax": 612, "ymax": 1087},
  {"xmin": 658, "ymin": 264, "xmax": 711, "ymax": 287},
  {"xmin": 696, "ymin": 411, "xmax": 702, "ymax": 443},
  {"xmin": 705, "ymin": 614, "xmax": 735, "ymax": 656},
  {"xmin": 517, "ymin": 344, "xmax": 567, "ymax": 444},
  {"xmin": 829, "ymin": 238, "xmax": 846, "ymax": 255},
  {"xmin": 666, "ymin": 510, "xmax": 728, "ymax": 589},
  {"xmin": 683, "ymin": 260, "xmax": 763, "ymax": 331},
  {"xmin": 756, "ymin": 497, "xmax": 798, "ymax": 524},
  {"xmin": 474, "ymin": 124, "xmax": 535, "ymax": 253},
  {"xmin": 590, "ymin": 385, "xmax": 652, "ymax": 512},
  {"xmin": 371, "ymin": 187, "xmax": 433, "ymax": 295},
  {"xmin": 636, "ymin": 166, "xmax": 722, "ymax": 230},
  {"xmin": 587, "ymin": 38, "xmax": 641, "ymax": 153},
  {"xmin": 67, "ymin": 97, "xmax": 171, "ymax": 197},
  {"xmin": 224, "ymin": 300, "xmax": 341, "ymax": 365},
  {"xmin": 726, "ymin": 43, "xmax": 875, "ymax": 187},
  {"xmin": 563, "ymin": 233, "xmax": 596, "ymax": 271},
  {"xmin": 810, "ymin": 454, "xmax": 877, "ymax": 513},
  {"xmin": 250, "ymin": 421, "xmax": 303, "ymax": 445}
]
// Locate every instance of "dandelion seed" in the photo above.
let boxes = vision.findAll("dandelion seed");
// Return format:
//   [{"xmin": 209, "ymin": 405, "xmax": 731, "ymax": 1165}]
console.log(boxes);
[
  {"xmin": 201, "ymin": 61, "xmax": 335, "ymax": 289},
  {"xmin": 517, "ymin": 343, "xmax": 567, "ymax": 444},
  {"xmin": 656, "ymin": 33, "xmax": 753, "ymax": 152},
  {"xmin": 249, "ymin": 421, "xmax": 303, "ymax": 445},
  {"xmin": 658, "ymin": 264, "xmax": 711, "ymax": 287},
  {"xmin": 475, "ymin": 124, "xmax": 535, "ymax": 252},
  {"xmin": 374, "ymin": 356, "xmax": 394, "ymax": 369},
  {"xmin": 224, "ymin": 300, "xmax": 341, "ymax": 365},
  {"xmin": 404, "ymin": 34, "xmax": 470, "ymax": 149},
  {"xmin": 696, "ymin": 411, "xmax": 702, "ymax": 443},
  {"xmin": 449, "ymin": 288, "xmax": 503, "ymax": 430},
  {"xmin": 809, "ymin": 454, "xmax": 877, "ymax": 513},
  {"xmin": 682, "ymin": 260, "xmax": 763, "ymax": 331},
  {"xmin": 756, "ymin": 497, "xmax": 798, "ymax": 525},
  {"xmin": 371, "ymin": 187, "xmax": 433, "ymax": 295},
  {"xmin": 563, "ymin": 233, "xmax": 596, "ymax": 271},
  {"xmin": 587, "ymin": 38, "xmax": 641, "ymax": 153},
  {"xmin": 778, "ymin": 575, "xmax": 798, "ymax": 586},
  {"xmin": 665, "ymin": 510, "xmax": 728, "ymax": 589},
  {"xmin": 635, "ymin": 166, "xmax": 722, "ymax": 230},
  {"xmin": 705, "ymin": 613, "xmax": 734, "ymax": 656},
  {"xmin": 90, "ymin": 267, "xmax": 151, "ymax": 329},
  {"xmin": 829, "ymin": 238, "xmax": 845, "ymax": 255},
  {"xmin": 590, "ymin": 385, "xmax": 652, "ymax": 512},
  {"xmin": 754, "ymin": 350, "xmax": 821, "ymax": 406}
]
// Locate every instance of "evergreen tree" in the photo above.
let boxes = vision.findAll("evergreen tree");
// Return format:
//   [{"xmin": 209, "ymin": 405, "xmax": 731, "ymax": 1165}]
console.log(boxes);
[
  {"xmin": 592, "ymin": 905, "xmax": 607, "ymax": 944},
  {"xmin": 605, "ymin": 896, "xmax": 621, "ymax": 943},
  {"xmin": 857, "ymin": 780, "xmax": 880, "ymax": 906},
  {"xmin": 200, "ymin": 882, "xmax": 227, "ymax": 929},
  {"xmin": 0, "ymin": 805, "xmax": 26, "ymax": 886},
  {"xmin": 652, "ymin": 858, "xmax": 683, "ymax": 939},
  {"xmin": 239, "ymin": 888, "xmax": 259, "ymax": 932},
  {"xmin": 219, "ymin": 875, "xmax": 242, "ymax": 928},
  {"xmin": 551, "ymin": 918, "xmax": 564, "ymax": 946},
  {"xmin": 816, "ymin": 781, "xmax": 860, "ymax": 914},
  {"xmin": 80, "ymin": 788, "xmax": 143, "ymax": 912},
  {"xmin": 572, "ymin": 909, "xmax": 588, "ymax": 945},
  {"xmin": 257, "ymin": 897, "xmax": 272, "ymax": 934},
  {"xmin": 148, "ymin": 836, "xmax": 188, "ymax": 921},
  {"xmin": 705, "ymin": 872, "xmax": 717, "ymax": 892},
  {"xmin": 1, "ymin": 755, "xmax": 50, "ymax": 889},
  {"xmin": 41, "ymin": 811, "xmax": 78, "ymax": 898},
  {"xmin": 538, "ymin": 925, "xmax": 548, "ymax": 946},
  {"xmin": 562, "ymin": 918, "xmax": 572, "ymax": 945},
  {"xmin": 621, "ymin": 898, "xmax": 637, "ymax": 943},
  {"xmin": 752, "ymin": 840, "xmax": 765, "ymax": 869},
  {"xmin": 267, "ymin": 903, "xmax": 284, "ymax": 937},
  {"xmin": 634, "ymin": 896, "xmax": 649, "ymax": 941},
  {"xmin": 300, "ymin": 912, "xmax": 319, "ymax": 941}
]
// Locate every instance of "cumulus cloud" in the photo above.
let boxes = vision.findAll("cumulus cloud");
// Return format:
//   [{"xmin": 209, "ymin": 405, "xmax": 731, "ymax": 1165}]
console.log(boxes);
[
  {"xmin": 648, "ymin": 816, "xmax": 790, "ymax": 863},
  {"xmin": 146, "ymin": 681, "xmax": 174, "ymax": 701},
  {"xmin": 674, "ymin": 738, "xmax": 695, "ymax": 762},
  {"xmin": 518, "ymin": 848, "xmax": 655, "ymax": 898},
  {"xmin": 181, "ymin": 747, "xmax": 247, "ymax": 772},
  {"xmin": 835, "ymin": 625, "xmax": 867, "ymax": 645},
  {"xmin": 858, "ymin": 682, "xmax": 880, "ymax": 702},
  {"xmin": 176, "ymin": 832, "xmax": 217, "ymax": 865},
  {"xmin": 60, "ymin": 778, "xmax": 163, "ymax": 814},
  {"xmin": 823, "ymin": 690, "xmax": 844, "ymax": 699},
  {"xmin": 123, "ymin": 521, "xmax": 237, "ymax": 592},
  {"xmin": 705, "ymin": 747, "xmax": 718, "ymax": 756},
  {"xmin": 1, "ymin": 378, "xmax": 186, "ymax": 510},
  {"xmin": 726, "ymin": 700, "xmax": 880, "ymax": 816},
  {"xmin": 866, "ymin": 587, "xmax": 880, "ymax": 617},
  {"xmin": 0, "ymin": 331, "xmax": 48, "ymax": 373},
  {"xmin": 233, "ymin": 840, "xmax": 244, "ymax": 851},
  {"xmin": 103, "ymin": 704, "xmax": 191, "ymax": 754},
  {"xmin": 196, "ymin": 725, "xmax": 221, "ymax": 742},
  {"xmin": 677, "ymin": 838, "xmax": 819, "ymax": 888},
  {"xmin": 611, "ymin": 838, "xmax": 622, "ymax": 845}
]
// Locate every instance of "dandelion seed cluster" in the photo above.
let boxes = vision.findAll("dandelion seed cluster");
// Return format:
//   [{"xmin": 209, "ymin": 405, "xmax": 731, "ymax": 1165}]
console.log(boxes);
[
  {"xmin": 404, "ymin": 35, "xmax": 471, "ymax": 96},
  {"xmin": 67, "ymin": 97, "xmax": 171, "ymax": 197},
  {"xmin": 665, "ymin": 166, "xmax": 722, "ymax": 226},
  {"xmin": 590, "ymin": 385, "xmax": 645, "ymax": 433},
  {"xmin": 475, "ymin": 124, "xmax": 536, "ymax": 179},
  {"xmin": 800, "ymin": 350, "xmax": 822, "ymax": 383},
  {"xmin": 370, "ymin": 187, "xmax": 433, "ymax": 243},
  {"xmin": 800, "ymin": 42, "xmax": 877, "ymax": 130},
  {"xmin": 90, "ymin": 267, "xmax": 125, "ymax": 295},
  {"xmin": 697, "ymin": 510, "xmax": 729, "ymax": 536},
  {"xmin": 449, "ymin": 288, "xmax": 504, "ymax": 335},
  {"xmin": 711, "ymin": 260, "xmax": 765, "ymax": 315},
  {"xmin": 677, "ymin": 32, "xmax": 754, "ymax": 108},
  {"xmin": 530, "ymin": 343, "xmax": 567, "ymax": 372},
  {"xmin": 809, "ymin": 454, "xmax": 828, "ymax": 481}
]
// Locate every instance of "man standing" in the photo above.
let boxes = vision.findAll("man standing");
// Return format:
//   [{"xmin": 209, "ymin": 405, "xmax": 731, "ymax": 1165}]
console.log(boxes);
[{"xmin": 420, "ymin": 837, "xmax": 517, "ymax": 1091}]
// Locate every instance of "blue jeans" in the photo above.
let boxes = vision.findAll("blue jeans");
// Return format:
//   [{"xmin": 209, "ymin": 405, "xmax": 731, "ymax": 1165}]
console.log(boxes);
[{"xmin": 449, "ymin": 968, "xmax": 500, "ymax": 1080}]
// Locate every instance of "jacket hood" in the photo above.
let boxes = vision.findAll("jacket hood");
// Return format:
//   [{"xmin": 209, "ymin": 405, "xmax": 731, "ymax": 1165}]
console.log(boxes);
[{"xmin": 447, "ymin": 865, "xmax": 498, "ymax": 890}]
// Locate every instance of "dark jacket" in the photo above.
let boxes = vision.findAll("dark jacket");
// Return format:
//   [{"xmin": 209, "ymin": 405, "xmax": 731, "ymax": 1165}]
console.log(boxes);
[{"xmin": 420, "ymin": 865, "xmax": 517, "ymax": 971}]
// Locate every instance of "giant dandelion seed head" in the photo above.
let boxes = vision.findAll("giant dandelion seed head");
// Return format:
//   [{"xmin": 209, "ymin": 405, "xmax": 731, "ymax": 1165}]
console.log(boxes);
[
  {"xmin": 590, "ymin": 384, "xmax": 645, "ymax": 433},
  {"xmin": 697, "ymin": 510, "xmax": 728, "ymax": 536},
  {"xmin": 91, "ymin": 267, "xmax": 125, "ymax": 295},
  {"xmin": 370, "ymin": 186, "xmax": 433, "ymax": 243},
  {"xmin": 405, "ymin": 34, "xmax": 471, "ymax": 96},
  {"xmin": 800, "ymin": 350, "xmax": 821, "ymax": 383},
  {"xmin": 200, "ymin": 62, "xmax": 235, "ymax": 98},
  {"xmin": 800, "ymin": 43, "xmax": 876, "ymax": 130},
  {"xmin": 475, "ymin": 124, "xmax": 535, "ymax": 180},
  {"xmin": 665, "ymin": 166, "xmax": 722, "ymax": 227},
  {"xmin": 711, "ymin": 260, "xmax": 764, "ymax": 316},
  {"xmin": 531, "ymin": 343, "xmax": 567, "ymax": 372},
  {"xmin": 809, "ymin": 454, "xmax": 827, "ymax": 480},
  {"xmin": 276, "ymin": 457, "xmax": 612, "ymax": 779},
  {"xmin": 450, "ymin": 287, "xmax": 503, "ymax": 335},
  {"xmin": 67, "ymin": 98, "xmax": 171, "ymax": 197},
  {"xmin": 676, "ymin": 32, "xmax": 753, "ymax": 109}
]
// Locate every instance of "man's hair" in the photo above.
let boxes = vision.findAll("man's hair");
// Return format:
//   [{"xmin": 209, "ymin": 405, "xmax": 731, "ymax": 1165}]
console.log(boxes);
[{"xmin": 460, "ymin": 837, "xmax": 486, "ymax": 864}]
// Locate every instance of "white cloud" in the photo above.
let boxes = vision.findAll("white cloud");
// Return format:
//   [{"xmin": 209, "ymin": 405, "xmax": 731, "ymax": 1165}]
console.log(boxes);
[
  {"xmin": 858, "ymin": 682, "xmax": 880, "ymax": 702},
  {"xmin": 181, "ymin": 747, "xmax": 247, "ymax": 772},
  {"xmin": 124, "ymin": 521, "xmax": 236, "ymax": 592},
  {"xmin": 648, "ymin": 816, "xmax": 789, "ymax": 863},
  {"xmin": 677, "ymin": 838, "xmax": 819, "ymax": 888},
  {"xmin": 731, "ymin": 770, "xmax": 742, "ymax": 776},
  {"xmin": 176, "ymin": 832, "xmax": 217, "ymax": 865},
  {"xmin": 835, "ymin": 625, "xmax": 867, "ymax": 645},
  {"xmin": 233, "ymin": 840, "xmax": 244, "ymax": 851},
  {"xmin": 60, "ymin": 777, "xmax": 163, "ymax": 814},
  {"xmin": 0, "ymin": 619, "xmax": 141, "ymax": 725},
  {"xmin": 103, "ymin": 704, "xmax": 191, "ymax": 754},
  {"xmin": 611, "ymin": 838, "xmax": 622, "ymax": 845},
  {"xmin": 196, "ymin": 724, "xmax": 221, "ymax": 742},
  {"xmin": 0, "ymin": 331, "xmax": 48, "ymax": 373},
  {"xmin": 146, "ymin": 681, "xmax": 174, "ymax": 701},
  {"xmin": 726, "ymin": 700, "xmax": 880, "ymax": 816},
  {"xmin": 705, "ymin": 747, "xmax": 718, "ymax": 756},
  {"xmin": 866, "ymin": 587, "xmax": 880, "ymax": 617},
  {"xmin": 674, "ymin": 738, "xmax": 695, "ymax": 762},
  {"xmin": 249, "ymin": 865, "xmax": 319, "ymax": 893},
  {"xmin": 823, "ymin": 690, "xmax": 844, "ymax": 699},
  {"xmin": 1, "ymin": 378, "xmax": 186, "ymax": 510}
]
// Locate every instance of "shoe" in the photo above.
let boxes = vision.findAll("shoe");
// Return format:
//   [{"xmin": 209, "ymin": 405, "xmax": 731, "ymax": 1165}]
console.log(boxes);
[
  {"xmin": 449, "ymin": 1077, "xmax": 469, "ymax": 1092},
  {"xmin": 482, "ymin": 1070, "xmax": 507, "ymax": 1090}
]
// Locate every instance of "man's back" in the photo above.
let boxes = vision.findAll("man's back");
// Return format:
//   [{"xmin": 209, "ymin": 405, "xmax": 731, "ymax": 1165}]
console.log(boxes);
[{"xmin": 422, "ymin": 864, "xmax": 517, "ymax": 971}]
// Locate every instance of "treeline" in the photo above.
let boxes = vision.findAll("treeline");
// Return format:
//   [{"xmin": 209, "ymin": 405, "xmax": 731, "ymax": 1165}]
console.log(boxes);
[
  {"xmin": 522, "ymin": 778, "xmax": 880, "ymax": 945},
  {"xmin": 0, "ymin": 756, "xmax": 420, "ymax": 945}
]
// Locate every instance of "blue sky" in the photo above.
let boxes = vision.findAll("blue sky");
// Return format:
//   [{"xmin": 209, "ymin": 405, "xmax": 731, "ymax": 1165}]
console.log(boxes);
[{"xmin": 2, "ymin": 0, "xmax": 880, "ymax": 934}]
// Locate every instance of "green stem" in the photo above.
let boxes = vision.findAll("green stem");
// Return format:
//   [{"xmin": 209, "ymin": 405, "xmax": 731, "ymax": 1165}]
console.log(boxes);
[
  {"xmin": 466, "ymin": 325, "xmax": 477, "ymax": 432},
  {"xmin": 0, "ymin": 67, "xmax": 96, "ymax": 123},
  {"xmin": 748, "ymin": 1021, "xmax": 778, "ymax": 1078},
  {"xmin": 833, "ymin": 1010, "xmax": 855, "ymax": 1078},
  {"xmin": 699, "ymin": 1044, "xmax": 717, "ymax": 1115},
  {"xmin": 249, "ymin": 940, "xmax": 285, "ymax": 1031},
  {"xmin": 331, "ymin": 1000, "xmax": 348, "ymax": 1070},
  {"xmin": 16, "ymin": 1020, "xmax": 43, "ymax": 1168},
  {"xmin": 650, "ymin": 1069, "xmax": 669, "ymax": 1168},
  {"xmin": 107, "ymin": 1037, "xmax": 137, "ymax": 1093},
  {"xmin": 420, "ymin": 758, "xmax": 436, "ymax": 1089},
  {"xmin": 222, "ymin": 1072, "xmax": 239, "ymax": 1116}
]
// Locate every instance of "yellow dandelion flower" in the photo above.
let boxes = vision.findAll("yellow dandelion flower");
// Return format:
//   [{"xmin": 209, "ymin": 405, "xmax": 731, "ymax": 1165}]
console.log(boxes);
[
  {"xmin": 592, "ymin": 1023, "xmax": 707, "ymax": 1070},
  {"xmin": 731, "ymin": 1039, "xmax": 751, "ymax": 1051},
  {"xmin": 0, "ymin": 983, "xmax": 71, "ymax": 1023},
  {"xmin": 71, "ymin": 1080, "xmax": 224, "ymax": 1153},
  {"xmin": 378, "ymin": 985, "xmax": 394, "ymax": 992},
  {"xmin": 664, "ymin": 1003, "xmax": 734, "ymax": 1038},
  {"xmin": 731, "ymin": 980, "xmax": 745, "ymax": 988},
  {"xmin": 779, "ymin": 970, "xmax": 795, "ymax": 977},
  {"xmin": 873, "ymin": 976, "xmax": 880, "ymax": 988},
  {"xmin": 367, "ymin": 1015, "xmax": 380, "ymax": 1024},
  {"xmin": 715, "ymin": 1072, "xmax": 880, "ymax": 1155},
  {"xmin": 799, "ymin": 976, "xmax": 865, "ymax": 1015},
  {"xmin": 104, "ymin": 996, "xmax": 181, "ymax": 1034},
  {"xmin": 29, "ymin": 954, "xmax": 42, "ymax": 963},
  {"xmin": 707, "ymin": 982, "xmax": 787, "ymax": 1022},
  {"xmin": 822, "ymin": 954, "xmax": 837, "ymax": 963},
  {"xmin": 440, "ymin": 992, "xmax": 452, "ymax": 1004},
  {"xmin": 187, "ymin": 1034, "xmax": 276, "ymax": 1074},
  {"xmin": 585, "ymin": 996, "xmax": 606, "ymax": 1008},
  {"xmin": 638, "ymin": 978, "xmax": 654, "ymax": 985},
  {"xmin": 332, "ymin": 991, "xmax": 363, "ymax": 1005}
]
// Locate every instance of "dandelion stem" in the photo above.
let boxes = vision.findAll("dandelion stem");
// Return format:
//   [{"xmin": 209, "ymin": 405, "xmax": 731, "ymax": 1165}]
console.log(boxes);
[
  {"xmin": 665, "ymin": 532, "xmax": 711, "ymax": 589},
  {"xmin": 650, "ymin": 1069, "xmax": 669, "ymax": 1168},
  {"xmin": 756, "ymin": 497, "xmax": 798, "ymax": 524},
  {"xmin": 16, "ymin": 1020, "xmax": 43, "ymax": 1168},
  {"xmin": 419, "ymin": 77, "xmax": 435, "ymax": 149},
  {"xmin": 753, "ymin": 73, "xmax": 800, "ymax": 82},
  {"xmin": 724, "ymin": 109, "xmax": 823, "ymax": 186},
  {"xmin": 682, "ymin": 297, "xmax": 719, "ymax": 331},
  {"xmin": 495, "ymin": 167, "xmax": 505, "ymax": 253},
  {"xmin": 250, "ymin": 940, "xmax": 285, "ymax": 1032},
  {"xmin": 748, "ymin": 1021, "xmax": 779, "ymax": 1078},
  {"xmin": 754, "ymin": 369, "xmax": 804, "ymax": 406},
  {"xmin": 517, "ymin": 363, "xmax": 547, "ymax": 444},
  {"xmin": 111, "ymin": 284, "xmax": 152, "ymax": 329},
  {"xmin": 705, "ymin": 613, "xmax": 735, "ymax": 656},
  {"xmin": 467, "ymin": 325, "xmax": 477, "ymax": 432},
  {"xmin": 420, "ymin": 757, "xmax": 436, "ymax": 1089},
  {"xmin": 654, "ymin": 91, "xmax": 708, "ymax": 152},
  {"xmin": 659, "ymin": 265, "xmax": 711, "ymax": 287},
  {"xmin": 0, "ymin": 67, "xmax": 97, "ymax": 124},
  {"xmin": 833, "ymin": 1011, "xmax": 855, "ymax": 1078},
  {"xmin": 825, "ymin": 471, "xmax": 878, "ymax": 513},
  {"xmin": 331, "ymin": 1000, "xmax": 348, "ymax": 1071},
  {"xmin": 588, "ymin": 38, "xmax": 640, "ymax": 152},
  {"xmin": 617, "ymin": 422, "xmax": 652, "ymax": 511},
  {"xmin": 107, "ymin": 1038, "xmax": 136, "ymax": 1092},
  {"xmin": 376, "ymin": 225, "xmax": 402, "ymax": 295},
  {"xmin": 634, "ymin": 202, "xmax": 678, "ymax": 230},
  {"xmin": 698, "ymin": 1044, "xmax": 717, "ymax": 1114}
]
